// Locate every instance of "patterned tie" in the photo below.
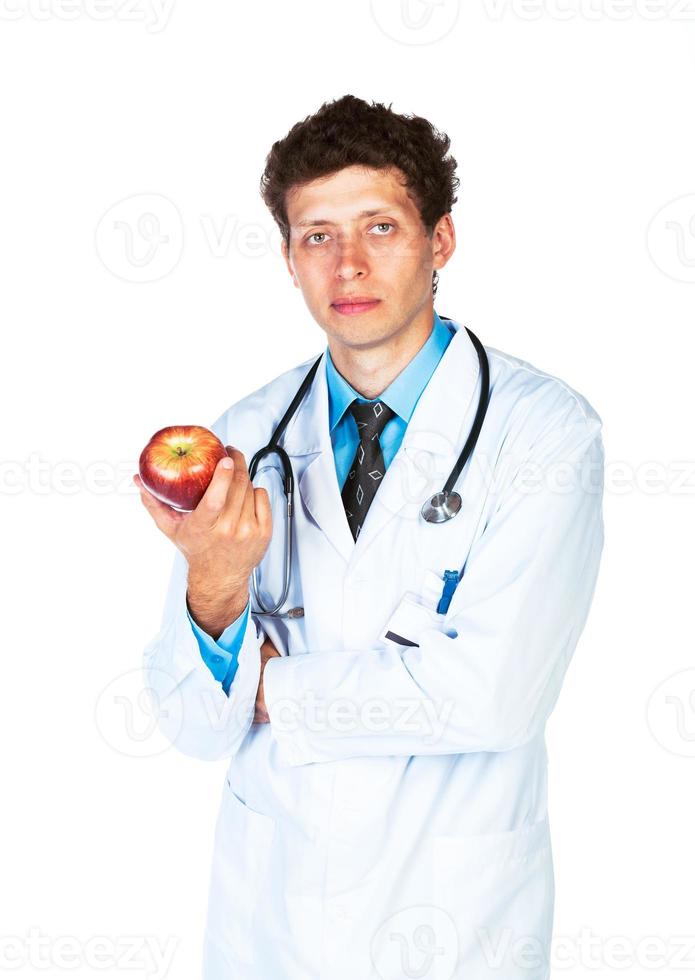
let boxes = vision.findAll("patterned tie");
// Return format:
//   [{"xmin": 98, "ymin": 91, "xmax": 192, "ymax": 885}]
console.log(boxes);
[{"xmin": 341, "ymin": 399, "xmax": 396, "ymax": 541}]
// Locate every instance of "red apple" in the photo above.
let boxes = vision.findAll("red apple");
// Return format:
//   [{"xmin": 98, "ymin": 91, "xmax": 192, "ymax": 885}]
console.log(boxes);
[{"xmin": 138, "ymin": 425, "xmax": 228, "ymax": 512}]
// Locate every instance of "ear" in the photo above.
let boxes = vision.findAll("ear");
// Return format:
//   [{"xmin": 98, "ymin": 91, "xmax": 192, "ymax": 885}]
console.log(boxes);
[{"xmin": 432, "ymin": 214, "xmax": 456, "ymax": 272}]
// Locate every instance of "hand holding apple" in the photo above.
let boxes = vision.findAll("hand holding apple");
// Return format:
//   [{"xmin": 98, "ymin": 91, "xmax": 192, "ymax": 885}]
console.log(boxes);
[
  {"xmin": 134, "ymin": 428, "xmax": 273, "ymax": 638},
  {"xmin": 138, "ymin": 424, "xmax": 228, "ymax": 512}
]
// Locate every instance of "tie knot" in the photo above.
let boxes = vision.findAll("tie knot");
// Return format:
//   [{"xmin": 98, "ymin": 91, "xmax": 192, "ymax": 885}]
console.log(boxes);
[{"xmin": 348, "ymin": 399, "xmax": 395, "ymax": 440}]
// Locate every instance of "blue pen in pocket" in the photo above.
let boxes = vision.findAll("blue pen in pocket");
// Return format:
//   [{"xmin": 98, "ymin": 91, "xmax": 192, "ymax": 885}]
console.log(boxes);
[{"xmin": 436, "ymin": 570, "xmax": 461, "ymax": 615}]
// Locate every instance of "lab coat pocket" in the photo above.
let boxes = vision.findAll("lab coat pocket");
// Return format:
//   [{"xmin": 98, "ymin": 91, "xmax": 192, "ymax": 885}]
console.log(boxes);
[
  {"xmin": 432, "ymin": 816, "xmax": 553, "ymax": 979},
  {"xmin": 380, "ymin": 595, "xmax": 444, "ymax": 647},
  {"xmin": 205, "ymin": 778, "xmax": 277, "ymax": 965},
  {"xmin": 380, "ymin": 569, "xmax": 454, "ymax": 648}
]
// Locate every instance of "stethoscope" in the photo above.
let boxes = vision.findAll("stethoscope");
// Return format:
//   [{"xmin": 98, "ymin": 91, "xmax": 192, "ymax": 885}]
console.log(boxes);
[{"xmin": 247, "ymin": 320, "xmax": 490, "ymax": 619}]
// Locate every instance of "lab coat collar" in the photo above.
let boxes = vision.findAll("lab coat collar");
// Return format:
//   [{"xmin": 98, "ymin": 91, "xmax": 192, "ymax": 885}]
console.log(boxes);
[{"xmin": 282, "ymin": 316, "xmax": 482, "ymax": 565}]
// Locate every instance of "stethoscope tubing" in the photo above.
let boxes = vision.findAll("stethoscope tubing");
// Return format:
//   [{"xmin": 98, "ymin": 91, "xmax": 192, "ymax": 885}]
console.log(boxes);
[
  {"xmin": 442, "ymin": 326, "xmax": 490, "ymax": 494},
  {"xmin": 246, "ymin": 322, "xmax": 489, "ymax": 617}
]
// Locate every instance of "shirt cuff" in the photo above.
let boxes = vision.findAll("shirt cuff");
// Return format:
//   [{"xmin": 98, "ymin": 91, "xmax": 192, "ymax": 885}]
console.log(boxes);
[{"xmin": 187, "ymin": 601, "xmax": 250, "ymax": 694}]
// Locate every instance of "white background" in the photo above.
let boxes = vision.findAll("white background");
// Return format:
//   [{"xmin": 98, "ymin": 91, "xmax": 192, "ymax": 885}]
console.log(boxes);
[{"xmin": 1, "ymin": 1, "xmax": 694, "ymax": 977}]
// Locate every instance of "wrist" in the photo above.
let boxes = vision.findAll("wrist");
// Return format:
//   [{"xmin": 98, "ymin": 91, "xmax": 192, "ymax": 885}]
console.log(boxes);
[
  {"xmin": 186, "ymin": 570, "xmax": 250, "ymax": 638},
  {"xmin": 187, "ymin": 561, "xmax": 248, "ymax": 596}
]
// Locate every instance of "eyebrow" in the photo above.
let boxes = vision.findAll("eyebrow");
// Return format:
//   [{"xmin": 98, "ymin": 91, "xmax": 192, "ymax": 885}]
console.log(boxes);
[{"xmin": 293, "ymin": 206, "xmax": 404, "ymax": 229}]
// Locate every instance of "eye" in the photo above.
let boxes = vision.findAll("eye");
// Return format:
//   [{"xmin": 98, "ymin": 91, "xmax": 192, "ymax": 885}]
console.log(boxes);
[
  {"xmin": 306, "ymin": 232, "xmax": 330, "ymax": 246},
  {"xmin": 371, "ymin": 222, "xmax": 394, "ymax": 235}
]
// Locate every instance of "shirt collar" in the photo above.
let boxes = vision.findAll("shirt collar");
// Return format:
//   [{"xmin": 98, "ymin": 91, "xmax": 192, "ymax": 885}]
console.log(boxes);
[{"xmin": 326, "ymin": 309, "xmax": 453, "ymax": 432}]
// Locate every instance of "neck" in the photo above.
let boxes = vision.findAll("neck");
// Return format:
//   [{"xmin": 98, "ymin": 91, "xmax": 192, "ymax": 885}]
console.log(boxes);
[{"xmin": 328, "ymin": 305, "xmax": 435, "ymax": 399}]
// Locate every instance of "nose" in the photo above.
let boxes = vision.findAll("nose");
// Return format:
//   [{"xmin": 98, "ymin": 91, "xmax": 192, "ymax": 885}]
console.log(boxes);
[{"xmin": 334, "ymin": 235, "xmax": 368, "ymax": 280}]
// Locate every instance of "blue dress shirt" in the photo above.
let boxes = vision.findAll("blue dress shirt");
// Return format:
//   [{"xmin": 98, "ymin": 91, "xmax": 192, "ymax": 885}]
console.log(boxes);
[{"xmin": 187, "ymin": 309, "xmax": 455, "ymax": 694}]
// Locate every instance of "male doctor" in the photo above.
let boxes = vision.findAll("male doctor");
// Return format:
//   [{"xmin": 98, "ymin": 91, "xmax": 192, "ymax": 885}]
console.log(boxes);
[{"xmin": 136, "ymin": 95, "xmax": 605, "ymax": 980}]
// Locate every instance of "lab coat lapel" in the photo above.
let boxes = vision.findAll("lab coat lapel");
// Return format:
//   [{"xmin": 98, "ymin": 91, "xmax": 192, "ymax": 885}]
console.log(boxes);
[
  {"xmin": 351, "ymin": 321, "xmax": 483, "ymax": 560},
  {"xmin": 283, "ymin": 353, "xmax": 356, "ymax": 565}
]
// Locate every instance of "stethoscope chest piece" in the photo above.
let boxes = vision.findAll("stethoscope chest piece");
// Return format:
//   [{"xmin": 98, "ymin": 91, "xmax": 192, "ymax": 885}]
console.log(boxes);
[{"xmin": 420, "ymin": 490, "xmax": 463, "ymax": 524}]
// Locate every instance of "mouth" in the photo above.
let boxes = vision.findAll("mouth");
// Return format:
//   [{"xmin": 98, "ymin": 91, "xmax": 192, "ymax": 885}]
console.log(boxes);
[{"xmin": 331, "ymin": 297, "xmax": 381, "ymax": 316}]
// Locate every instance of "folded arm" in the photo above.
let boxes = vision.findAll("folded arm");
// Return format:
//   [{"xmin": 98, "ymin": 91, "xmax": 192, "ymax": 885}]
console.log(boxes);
[
  {"xmin": 262, "ymin": 416, "xmax": 605, "ymax": 766},
  {"xmin": 142, "ymin": 548, "xmax": 265, "ymax": 761}
]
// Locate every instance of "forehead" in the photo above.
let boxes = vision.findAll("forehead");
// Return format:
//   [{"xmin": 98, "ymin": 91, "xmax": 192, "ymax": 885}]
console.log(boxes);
[{"xmin": 286, "ymin": 165, "xmax": 418, "ymax": 228}]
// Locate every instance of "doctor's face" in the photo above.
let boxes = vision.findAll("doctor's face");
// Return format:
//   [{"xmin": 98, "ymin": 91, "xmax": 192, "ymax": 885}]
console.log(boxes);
[{"xmin": 281, "ymin": 165, "xmax": 454, "ymax": 352}]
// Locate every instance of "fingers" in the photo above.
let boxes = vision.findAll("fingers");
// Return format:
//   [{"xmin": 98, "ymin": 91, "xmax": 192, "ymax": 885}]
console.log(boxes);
[
  {"xmin": 254, "ymin": 487, "xmax": 273, "ymax": 542},
  {"xmin": 261, "ymin": 636, "xmax": 281, "ymax": 659},
  {"xmin": 133, "ymin": 474, "xmax": 186, "ymax": 539},
  {"xmin": 137, "ymin": 443, "xmax": 266, "ymax": 547},
  {"xmin": 254, "ymin": 638, "xmax": 280, "ymax": 723},
  {"xmin": 234, "ymin": 472, "xmax": 272, "ymax": 546},
  {"xmin": 233, "ymin": 459, "xmax": 272, "ymax": 542},
  {"xmin": 238, "ymin": 469, "xmax": 258, "ymax": 528},
  {"xmin": 212, "ymin": 446, "xmax": 257, "ymax": 532}
]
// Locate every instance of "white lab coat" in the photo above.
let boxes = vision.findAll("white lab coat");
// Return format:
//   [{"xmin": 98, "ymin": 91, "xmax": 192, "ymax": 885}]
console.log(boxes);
[{"xmin": 143, "ymin": 317, "xmax": 605, "ymax": 980}]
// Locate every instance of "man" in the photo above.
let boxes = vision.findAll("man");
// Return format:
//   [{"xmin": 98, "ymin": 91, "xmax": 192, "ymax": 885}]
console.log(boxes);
[{"xmin": 136, "ymin": 95, "xmax": 604, "ymax": 980}]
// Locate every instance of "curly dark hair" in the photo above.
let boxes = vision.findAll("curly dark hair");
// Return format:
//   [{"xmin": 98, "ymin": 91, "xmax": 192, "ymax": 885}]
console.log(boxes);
[{"xmin": 259, "ymin": 94, "xmax": 459, "ymax": 298}]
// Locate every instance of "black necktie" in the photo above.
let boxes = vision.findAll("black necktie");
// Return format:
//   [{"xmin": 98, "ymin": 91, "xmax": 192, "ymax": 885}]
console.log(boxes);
[{"xmin": 341, "ymin": 399, "xmax": 396, "ymax": 541}]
